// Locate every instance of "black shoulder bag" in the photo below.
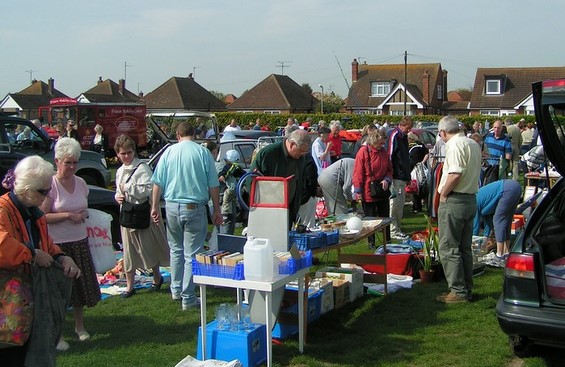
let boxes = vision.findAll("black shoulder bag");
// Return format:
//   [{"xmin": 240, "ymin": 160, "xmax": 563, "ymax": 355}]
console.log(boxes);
[
  {"xmin": 366, "ymin": 146, "xmax": 391, "ymax": 199},
  {"xmin": 119, "ymin": 164, "xmax": 151, "ymax": 229}
]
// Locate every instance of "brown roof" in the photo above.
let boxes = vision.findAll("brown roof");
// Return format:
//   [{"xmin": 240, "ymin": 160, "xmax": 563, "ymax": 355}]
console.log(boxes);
[
  {"xmin": 80, "ymin": 79, "xmax": 142, "ymax": 104},
  {"xmin": 227, "ymin": 74, "xmax": 317, "ymax": 111},
  {"xmin": 347, "ymin": 63, "xmax": 443, "ymax": 108},
  {"xmin": 8, "ymin": 79, "xmax": 69, "ymax": 109},
  {"xmin": 469, "ymin": 67, "xmax": 565, "ymax": 109},
  {"xmin": 144, "ymin": 76, "xmax": 226, "ymax": 111}
]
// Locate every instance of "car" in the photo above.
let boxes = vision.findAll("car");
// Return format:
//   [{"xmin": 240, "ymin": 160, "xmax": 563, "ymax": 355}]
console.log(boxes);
[
  {"xmin": 409, "ymin": 128, "xmax": 437, "ymax": 152},
  {"xmin": 495, "ymin": 78, "xmax": 565, "ymax": 357},
  {"xmin": 0, "ymin": 114, "xmax": 111, "ymax": 187}
]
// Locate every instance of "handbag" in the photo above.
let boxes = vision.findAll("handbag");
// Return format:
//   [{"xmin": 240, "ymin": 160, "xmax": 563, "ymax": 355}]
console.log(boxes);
[
  {"xmin": 366, "ymin": 147, "xmax": 391, "ymax": 199},
  {"xmin": 0, "ymin": 268, "xmax": 34, "ymax": 348},
  {"xmin": 119, "ymin": 164, "xmax": 151, "ymax": 229},
  {"xmin": 405, "ymin": 179, "xmax": 419, "ymax": 194}
]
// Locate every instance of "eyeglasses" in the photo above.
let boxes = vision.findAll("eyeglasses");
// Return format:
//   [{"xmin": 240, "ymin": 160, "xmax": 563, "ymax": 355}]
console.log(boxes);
[
  {"xmin": 36, "ymin": 187, "xmax": 51, "ymax": 196},
  {"xmin": 62, "ymin": 160, "xmax": 78, "ymax": 166}
]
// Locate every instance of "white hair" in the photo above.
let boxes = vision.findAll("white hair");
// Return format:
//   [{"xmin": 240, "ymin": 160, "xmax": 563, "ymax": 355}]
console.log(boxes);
[{"xmin": 13, "ymin": 156, "xmax": 55, "ymax": 198}]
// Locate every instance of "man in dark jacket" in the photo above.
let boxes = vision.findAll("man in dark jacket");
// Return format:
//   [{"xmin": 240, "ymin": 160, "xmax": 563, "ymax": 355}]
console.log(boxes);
[{"xmin": 386, "ymin": 116, "xmax": 413, "ymax": 240}]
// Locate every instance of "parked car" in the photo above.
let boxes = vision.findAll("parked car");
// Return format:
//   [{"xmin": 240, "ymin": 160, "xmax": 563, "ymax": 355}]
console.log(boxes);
[
  {"xmin": 410, "ymin": 128, "xmax": 437, "ymax": 152},
  {"xmin": 0, "ymin": 114, "xmax": 110, "ymax": 187},
  {"xmin": 496, "ymin": 78, "xmax": 565, "ymax": 357}
]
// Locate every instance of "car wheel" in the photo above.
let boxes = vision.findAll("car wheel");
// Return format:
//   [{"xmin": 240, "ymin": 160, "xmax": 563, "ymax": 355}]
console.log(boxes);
[
  {"xmin": 79, "ymin": 173, "xmax": 101, "ymax": 186},
  {"xmin": 509, "ymin": 335, "xmax": 533, "ymax": 358}
]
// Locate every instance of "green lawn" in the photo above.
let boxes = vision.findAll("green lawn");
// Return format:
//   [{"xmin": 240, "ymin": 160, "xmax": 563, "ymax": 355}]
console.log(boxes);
[{"xmin": 56, "ymin": 207, "xmax": 559, "ymax": 367}]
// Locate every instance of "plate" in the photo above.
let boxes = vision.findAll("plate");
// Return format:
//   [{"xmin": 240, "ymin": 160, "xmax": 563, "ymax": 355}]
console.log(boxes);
[{"xmin": 341, "ymin": 229, "xmax": 360, "ymax": 235}]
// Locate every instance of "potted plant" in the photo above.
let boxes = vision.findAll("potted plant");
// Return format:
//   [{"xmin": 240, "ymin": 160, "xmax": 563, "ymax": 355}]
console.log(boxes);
[{"xmin": 417, "ymin": 215, "xmax": 440, "ymax": 283}]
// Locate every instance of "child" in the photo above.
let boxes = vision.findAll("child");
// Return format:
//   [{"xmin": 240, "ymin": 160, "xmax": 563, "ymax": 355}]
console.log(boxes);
[{"xmin": 218, "ymin": 150, "xmax": 246, "ymax": 234}]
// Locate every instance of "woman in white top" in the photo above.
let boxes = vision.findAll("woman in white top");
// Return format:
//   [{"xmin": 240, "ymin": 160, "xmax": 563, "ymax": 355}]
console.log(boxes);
[{"xmin": 40, "ymin": 137, "xmax": 101, "ymax": 351}]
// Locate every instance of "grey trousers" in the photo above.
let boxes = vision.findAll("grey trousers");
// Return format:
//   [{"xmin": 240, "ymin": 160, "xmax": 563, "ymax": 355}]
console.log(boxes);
[{"xmin": 438, "ymin": 193, "xmax": 476, "ymax": 298}]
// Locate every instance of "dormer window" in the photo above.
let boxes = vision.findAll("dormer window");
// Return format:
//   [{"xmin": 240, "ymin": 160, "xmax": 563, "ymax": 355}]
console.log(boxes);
[
  {"xmin": 371, "ymin": 82, "xmax": 391, "ymax": 97},
  {"xmin": 486, "ymin": 80, "xmax": 501, "ymax": 94},
  {"xmin": 485, "ymin": 74, "xmax": 506, "ymax": 95}
]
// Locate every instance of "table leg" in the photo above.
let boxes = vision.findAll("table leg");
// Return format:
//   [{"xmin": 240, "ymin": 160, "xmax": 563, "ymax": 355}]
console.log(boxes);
[
  {"xmin": 265, "ymin": 291, "xmax": 272, "ymax": 367},
  {"xmin": 199, "ymin": 284, "xmax": 207, "ymax": 360},
  {"xmin": 298, "ymin": 274, "xmax": 305, "ymax": 353}
]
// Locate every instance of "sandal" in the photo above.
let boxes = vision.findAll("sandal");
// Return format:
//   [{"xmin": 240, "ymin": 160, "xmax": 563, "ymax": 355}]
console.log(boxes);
[
  {"xmin": 150, "ymin": 275, "xmax": 164, "ymax": 291},
  {"xmin": 121, "ymin": 288, "xmax": 136, "ymax": 298}
]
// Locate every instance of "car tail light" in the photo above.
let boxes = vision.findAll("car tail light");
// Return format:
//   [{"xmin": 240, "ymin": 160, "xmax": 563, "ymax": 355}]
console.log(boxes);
[{"xmin": 505, "ymin": 253, "xmax": 535, "ymax": 279}]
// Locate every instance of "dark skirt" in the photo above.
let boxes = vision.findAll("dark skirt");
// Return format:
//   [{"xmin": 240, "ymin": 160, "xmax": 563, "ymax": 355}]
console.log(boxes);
[{"xmin": 58, "ymin": 238, "xmax": 101, "ymax": 308}]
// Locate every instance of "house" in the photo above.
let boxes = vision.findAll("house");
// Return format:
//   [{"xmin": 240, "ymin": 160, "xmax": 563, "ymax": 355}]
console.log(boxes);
[
  {"xmin": 77, "ymin": 77, "xmax": 142, "ymax": 104},
  {"xmin": 223, "ymin": 94, "xmax": 237, "ymax": 105},
  {"xmin": 143, "ymin": 74, "xmax": 226, "ymax": 112},
  {"xmin": 469, "ymin": 67, "xmax": 565, "ymax": 116},
  {"xmin": 345, "ymin": 59, "xmax": 447, "ymax": 116},
  {"xmin": 0, "ymin": 78, "xmax": 69, "ymax": 119},
  {"xmin": 227, "ymin": 74, "xmax": 318, "ymax": 114}
]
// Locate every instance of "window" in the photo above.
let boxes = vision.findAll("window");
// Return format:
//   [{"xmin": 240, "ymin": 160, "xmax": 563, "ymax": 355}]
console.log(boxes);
[
  {"xmin": 437, "ymin": 85, "xmax": 443, "ymax": 100},
  {"xmin": 486, "ymin": 79, "xmax": 501, "ymax": 95},
  {"xmin": 371, "ymin": 82, "xmax": 391, "ymax": 97},
  {"xmin": 480, "ymin": 110, "xmax": 500, "ymax": 116},
  {"xmin": 263, "ymin": 110, "xmax": 281, "ymax": 114}
]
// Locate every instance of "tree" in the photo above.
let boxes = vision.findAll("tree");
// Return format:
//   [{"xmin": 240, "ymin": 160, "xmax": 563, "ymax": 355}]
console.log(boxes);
[
  {"xmin": 301, "ymin": 83, "xmax": 313, "ymax": 95},
  {"xmin": 209, "ymin": 90, "xmax": 226, "ymax": 101},
  {"xmin": 321, "ymin": 92, "xmax": 345, "ymax": 113}
]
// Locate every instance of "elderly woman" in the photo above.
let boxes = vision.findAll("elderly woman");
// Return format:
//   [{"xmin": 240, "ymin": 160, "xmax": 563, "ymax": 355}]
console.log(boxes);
[
  {"xmin": 328, "ymin": 120, "xmax": 343, "ymax": 163},
  {"xmin": 352, "ymin": 130, "xmax": 393, "ymax": 248},
  {"xmin": 90, "ymin": 124, "xmax": 109, "ymax": 156},
  {"xmin": 114, "ymin": 135, "xmax": 169, "ymax": 298},
  {"xmin": 0, "ymin": 156, "xmax": 80, "ymax": 366},
  {"xmin": 40, "ymin": 137, "xmax": 100, "ymax": 352}
]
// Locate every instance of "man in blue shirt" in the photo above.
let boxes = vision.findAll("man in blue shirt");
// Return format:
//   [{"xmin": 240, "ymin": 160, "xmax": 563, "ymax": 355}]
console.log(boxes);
[
  {"xmin": 151, "ymin": 121, "xmax": 222, "ymax": 310},
  {"xmin": 484, "ymin": 120, "xmax": 512, "ymax": 180},
  {"xmin": 473, "ymin": 179, "xmax": 522, "ymax": 267}
]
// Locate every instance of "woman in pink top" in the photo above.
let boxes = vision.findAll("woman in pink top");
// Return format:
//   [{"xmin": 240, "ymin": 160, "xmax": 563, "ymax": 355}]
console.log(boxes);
[{"xmin": 40, "ymin": 137, "xmax": 101, "ymax": 352}]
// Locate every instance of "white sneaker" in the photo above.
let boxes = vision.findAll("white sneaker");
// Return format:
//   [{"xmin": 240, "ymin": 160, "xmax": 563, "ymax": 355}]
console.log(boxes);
[
  {"xmin": 56, "ymin": 339, "xmax": 70, "ymax": 352},
  {"xmin": 391, "ymin": 233, "xmax": 410, "ymax": 242}
]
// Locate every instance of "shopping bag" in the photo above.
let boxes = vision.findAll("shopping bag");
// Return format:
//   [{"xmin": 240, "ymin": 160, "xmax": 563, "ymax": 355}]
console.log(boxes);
[
  {"xmin": 405, "ymin": 179, "xmax": 419, "ymax": 194},
  {"xmin": 0, "ymin": 269, "xmax": 33, "ymax": 348},
  {"xmin": 85, "ymin": 209, "xmax": 115, "ymax": 274},
  {"xmin": 315, "ymin": 198, "xmax": 329, "ymax": 219}
]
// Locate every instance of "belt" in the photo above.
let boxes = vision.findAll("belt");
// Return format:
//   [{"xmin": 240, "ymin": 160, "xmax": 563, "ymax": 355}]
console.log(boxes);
[
  {"xmin": 450, "ymin": 192, "xmax": 475, "ymax": 196},
  {"xmin": 186, "ymin": 203, "xmax": 202, "ymax": 209}
]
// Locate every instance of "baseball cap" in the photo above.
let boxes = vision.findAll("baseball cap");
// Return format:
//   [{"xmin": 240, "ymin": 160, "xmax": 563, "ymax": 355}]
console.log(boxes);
[{"xmin": 224, "ymin": 150, "xmax": 240, "ymax": 162}]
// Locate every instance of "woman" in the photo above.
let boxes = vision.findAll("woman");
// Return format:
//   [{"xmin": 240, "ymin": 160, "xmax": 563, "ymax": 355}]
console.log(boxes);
[
  {"xmin": 328, "ymin": 120, "xmax": 343, "ymax": 163},
  {"xmin": 40, "ymin": 137, "xmax": 100, "ymax": 352},
  {"xmin": 352, "ymin": 130, "xmax": 393, "ymax": 248},
  {"xmin": 311, "ymin": 126, "xmax": 332, "ymax": 175},
  {"xmin": 90, "ymin": 124, "xmax": 109, "ymax": 156},
  {"xmin": 0, "ymin": 156, "xmax": 80, "ymax": 366},
  {"xmin": 114, "ymin": 135, "xmax": 169, "ymax": 298}
]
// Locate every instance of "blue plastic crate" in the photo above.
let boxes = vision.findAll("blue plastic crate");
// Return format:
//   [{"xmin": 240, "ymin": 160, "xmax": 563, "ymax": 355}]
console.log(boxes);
[
  {"xmin": 197, "ymin": 320, "xmax": 267, "ymax": 367},
  {"xmin": 192, "ymin": 259, "xmax": 245, "ymax": 280},
  {"xmin": 279, "ymin": 251, "xmax": 312, "ymax": 275},
  {"xmin": 272, "ymin": 288, "xmax": 322, "ymax": 339},
  {"xmin": 325, "ymin": 230, "xmax": 340, "ymax": 246},
  {"xmin": 289, "ymin": 231, "xmax": 325, "ymax": 250}
]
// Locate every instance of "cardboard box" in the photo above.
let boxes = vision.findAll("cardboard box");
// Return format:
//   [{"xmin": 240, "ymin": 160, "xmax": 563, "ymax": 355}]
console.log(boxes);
[
  {"xmin": 197, "ymin": 320, "xmax": 266, "ymax": 367},
  {"xmin": 315, "ymin": 267, "xmax": 364, "ymax": 302},
  {"xmin": 331, "ymin": 279, "xmax": 349, "ymax": 309},
  {"xmin": 511, "ymin": 215, "xmax": 525, "ymax": 235}
]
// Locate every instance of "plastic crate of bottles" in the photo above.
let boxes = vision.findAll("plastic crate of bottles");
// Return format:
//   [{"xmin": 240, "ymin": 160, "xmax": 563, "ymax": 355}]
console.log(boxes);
[
  {"xmin": 279, "ymin": 250, "xmax": 313, "ymax": 275},
  {"xmin": 288, "ymin": 231, "xmax": 325, "ymax": 250},
  {"xmin": 192, "ymin": 259, "xmax": 245, "ymax": 280}
]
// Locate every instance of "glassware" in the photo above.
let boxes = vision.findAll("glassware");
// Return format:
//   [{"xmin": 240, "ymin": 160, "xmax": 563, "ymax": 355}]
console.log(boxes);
[{"xmin": 216, "ymin": 303, "xmax": 229, "ymax": 330}]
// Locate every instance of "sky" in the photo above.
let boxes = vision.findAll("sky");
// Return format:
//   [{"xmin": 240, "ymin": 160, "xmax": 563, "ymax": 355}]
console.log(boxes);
[{"xmin": 2, "ymin": 0, "xmax": 564, "ymax": 101}]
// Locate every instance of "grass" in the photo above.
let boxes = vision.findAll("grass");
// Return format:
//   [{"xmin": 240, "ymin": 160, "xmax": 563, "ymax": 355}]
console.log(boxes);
[{"xmin": 56, "ymin": 207, "xmax": 560, "ymax": 367}]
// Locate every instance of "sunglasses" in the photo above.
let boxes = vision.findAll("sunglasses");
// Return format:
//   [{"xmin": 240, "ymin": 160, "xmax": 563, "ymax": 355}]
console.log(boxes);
[{"xmin": 36, "ymin": 187, "xmax": 51, "ymax": 196}]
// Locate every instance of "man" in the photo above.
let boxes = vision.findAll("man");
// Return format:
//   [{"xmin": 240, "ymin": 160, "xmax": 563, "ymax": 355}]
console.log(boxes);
[
  {"xmin": 151, "ymin": 121, "xmax": 223, "ymax": 310},
  {"xmin": 283, "ymin": 117, "xmax": 296, "ymax": 136},
  {"xmin": 223, "ymin": 118, "xmax": 241, "ymax": 132},
  {"xmin": 66, "ymin": 119, "xmax": 80, "ymax": 142},
  {"xmin": 484, "ymin": 120, "xmax": 512, "ymax": 181},
  {"xmin": 505, "ymin": 118, "xmax": 524, "ymax": 179},
  {"xmin": 327, "ymin": 120, "xmax": 342, "ymax": 163},
  {"xmin": 386, "ymin": 116, "xmax": 413, "ymax": 241},
  {"xmin": 251, "ymin": 128, "xmax": 312, "ymax": 226},
  {"xmin": 473, "ymin": 179, "xmax": 522, "ymax": 268},
  {"xmin": 436, "ymin": 116, "xmax": 481, "ymax": 303},
  {"xmin": 318, "ymin": 157, "xmax": 355, "ymax": 215}
]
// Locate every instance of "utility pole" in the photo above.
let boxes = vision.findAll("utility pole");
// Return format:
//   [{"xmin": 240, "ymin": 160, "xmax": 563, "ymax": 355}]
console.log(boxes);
[
  {"xmin": 276, "ymin": 61, "xmax": 293, "ymax": 75},
  {"xmin": 25, "ymin": 69, "xmax": 37, "ymax": 84},
  {"xmin": 319, "ymin": 84, "xmax": 324, "ymax": 114},
  {"xmin": 404, "ymin": 51, "xmax": 407, "ymax": 116}
]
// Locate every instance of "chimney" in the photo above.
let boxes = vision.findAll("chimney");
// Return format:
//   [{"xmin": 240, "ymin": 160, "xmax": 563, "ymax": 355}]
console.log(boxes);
[
  {"xmin": 351, "ymin": 59, "xmax": 359, "ymax": 82},
  {"xmin": 443, "ymin": 70, "xmax": 448, "ymax": 100},
  {"xmin": 188, "ymin": 73, "xmax": 194, "ymax": 79},
  {"xmin": 97, "ymin": 77, "xmax": 103, "ymax": 85},
  {"xmin": 48, "ymin": 78, "xmax": 54, "ymax": 95},
  {"xmin": 119, "ymin": 79, "xmax": 126, "ymax": 94},
  {"xmin": 422, "ymin": 69, "xmax": 430, "ymax": 103},
  {"xmin": 138, "ymin": 91, "xmax": 144, "ymax": 98}
]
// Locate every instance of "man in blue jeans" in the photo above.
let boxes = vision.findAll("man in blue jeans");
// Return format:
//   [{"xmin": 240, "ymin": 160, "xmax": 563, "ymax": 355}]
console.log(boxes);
[
  {"xmin": 151, "ymin": 122, "xmax": 223, "ymax": 310},
  {"xmin": 436, "ymin": 116, "xmax": 482, "ymax": 304}
]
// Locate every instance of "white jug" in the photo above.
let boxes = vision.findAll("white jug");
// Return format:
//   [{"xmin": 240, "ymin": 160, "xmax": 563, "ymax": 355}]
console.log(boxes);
[{"xmin": 244, "ymin": 237, "xmax": 277, "ymax": 281}]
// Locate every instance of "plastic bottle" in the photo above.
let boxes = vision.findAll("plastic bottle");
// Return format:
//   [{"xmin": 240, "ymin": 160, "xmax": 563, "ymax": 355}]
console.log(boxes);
[{"xmin": 244, "ymin": 237, "xmax": 275, "ymax": 281}]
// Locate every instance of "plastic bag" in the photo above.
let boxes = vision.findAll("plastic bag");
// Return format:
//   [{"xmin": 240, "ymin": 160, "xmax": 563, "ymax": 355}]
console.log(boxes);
[{"xmin": 85, "ymin": 209, "xmax": 115, "ymax": 274}]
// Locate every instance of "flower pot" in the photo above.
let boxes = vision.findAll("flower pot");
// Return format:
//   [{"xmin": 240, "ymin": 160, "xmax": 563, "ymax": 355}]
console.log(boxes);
[{"xmin": 419, "ymin": 269, "xmax": 435, "ymax": 284}]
